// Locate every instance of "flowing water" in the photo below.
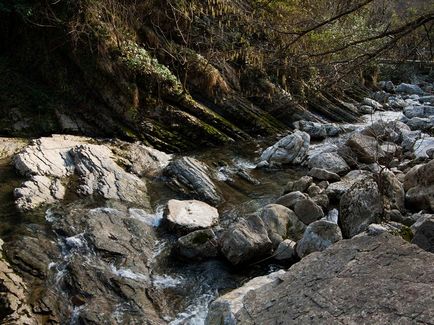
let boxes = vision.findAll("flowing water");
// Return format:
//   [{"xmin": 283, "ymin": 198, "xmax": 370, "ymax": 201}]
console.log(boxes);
[{"xmin": 0, "ymin": 110, "xmax": 406, "ymax": 324}]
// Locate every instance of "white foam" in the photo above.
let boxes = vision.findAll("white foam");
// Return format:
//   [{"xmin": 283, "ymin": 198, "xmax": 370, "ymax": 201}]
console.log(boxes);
[
  {"xmin": 129, "ymin": 206, "xmax": 164, "ymax": 227},
  {"xmin": 152, "ymin": 274, "xmax": 183, "ymax": 288},
  {"xmin": 110, "ymin": 265, "xmax": 148, "ymax": 281},
  {"xmin": 169, "ymin": 292, "xmax": 216, "ymax": 325}
]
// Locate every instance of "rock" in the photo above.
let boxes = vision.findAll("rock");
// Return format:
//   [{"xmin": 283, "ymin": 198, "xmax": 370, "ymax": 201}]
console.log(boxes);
[
  {"xmin": 385, "ymin": 209, "xmax": 419, "ymax": 226},
  {"xmin": 14, "ymin": 176, "xmax": 65, "ymax": 211},
  {"xmin": 372, "ymin": 91, "xmax": 390, "ymax": 104},
  {"xmin": 294, "ymin": 198, "xmax": 324, "ymax": 225},
  {"xmin": 207, "ymin": 234, "xmax": 434, "ymax": 324},
  {"xmin": 72, "ymin": 144, "xmax": 150, "ymax": 205},
  {"xmin": 411, "ymin": 215, "xmax": 434, "ymax": 253},
  {"xmin": 164, "ymin": 157, "xmax": 222, "ymax": 205},
  {"xmin": 340, "ymin": 177, "xmax": 383, "ymax": 238},
  {"xmin": 220, "ymin": 214, "xmax": 273, "ymax": 265},
  {"xmin": 293, "ymin": 120, "xmax": 341, "ymax": 140},
  {"xmin": 12, "ymin": 136, "xmax": 151, "ymax": 210},
  {"xmin": 164, "ymin": 199, "xmax": 219, "ymax": 233},
  {"xmin": 380, "ymin": 169, "xmax": 405, "ymax": 211},
  {"xmin": 419, "ymin": 95, "xmax": 434, "ymax": 104},
  {"xmin": 362, "ymin": 120, "xmax": 411, "ymax": 143},
  {"xmin": 396, "ymin": 83, "xmax": 425, "ymax": 95},
  {"xmin": 283, "ymin": 175, "xmax": 313, "ymax": 193},
  {"xmin": 324, "ymin": 208, "xmax": 339, "ymax": 224},
  {"xmin": 308, "ymin": 167, "xmax": 340, "ymax": 182},
  {"xmin": 362, "ymin": 97, "xmax": 383, "ymax": 110},
  {"xmin": 308, "ymin": 152, "xmax": 350, "ymax": 176},
  {"xmin": 311, "ymin": 193, "xmax": 329, "ymax": 210},
  {"xmin": 0, "ymin": 239, "xmax": 40, "ymax": 324},
  {"xmin": 259, "ymin": 130, "xmax": 310, "ymax": 166},
  {"xmin": 404, "ymin": 160, "xmax": 434, "ymax": 211},
  {"xmin": 296, "ymin": 220, "xmax": 343, "ymax": 258},
  {"xmin": 0, "ymin": 138, "xmax": 27, "ymax": 160},
  {"xmin": 205, "ymin": 270, "xmax": 286, "ymax": 325},
  {"xmin": 46, "ymin": 206, "xmax": 165, "ymax": 324},
  {"xmin": 274, "ymin": 240, "xmax": 296, "ymax": 261},
  {"xmin": 259, "ymin": 204, "xmax": 306, "ymax": 245},
  {"xmin": 414, "ymin": 137, "xmax": 434, "ymax": 158},
  {"xmin": 275, "ymin": 191, "xmax": 307, "ymax": 209},
  {"xmin": 326, "ymin": 170, "xmax": 372, "ymax": 200},
  {"xmin": 406, "ymin": 117, "xmax": 434, "ymax": 131},
  {"xmin": 381, "ymin": 80, "xmax": 395, "ymax": 93},
  {"xmin": 111, "ymin": 141, "xmax": 172, "ymax": 177},
  {"xmin": 307, "ymin": 184, "xmax": 322, "ymax": 197},
  {"xmin": 346, "ymin": 133, "xmax": 386, "ymax": 164},
  {"xmin": 359, "ymin": 105, "xmax": 374, "ymax": 114},
  {"xmin": 177, "ymin": 229, "xmax": 219, "ymax": 260},
  {"xmin": 388, "ymin": 96, "xmax": 407, "ymax": 110},
  {"xmin": 404, "ymin": 105, "xmax": 434, "ymax": 119}
]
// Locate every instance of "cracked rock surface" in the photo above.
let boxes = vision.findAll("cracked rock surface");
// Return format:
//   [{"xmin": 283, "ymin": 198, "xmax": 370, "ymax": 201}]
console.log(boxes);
[{"xmin": 206, "ymin": 234, "xmax": 434, "ymax": 325}]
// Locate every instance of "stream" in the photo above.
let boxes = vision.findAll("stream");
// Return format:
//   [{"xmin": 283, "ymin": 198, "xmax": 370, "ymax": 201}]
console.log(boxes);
[{"xmin": 0, "ymin": 108, "xmax": 413, "ymax": 324}]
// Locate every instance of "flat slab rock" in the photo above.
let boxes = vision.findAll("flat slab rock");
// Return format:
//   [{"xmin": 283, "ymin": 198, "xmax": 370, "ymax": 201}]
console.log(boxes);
[
  {"xmin": 206, "ymin": 234, "xmax": 434, "ymax": 325},
  {"xmin": 164, "ymin": 199, "xmax": 219, "ymax": 232}
]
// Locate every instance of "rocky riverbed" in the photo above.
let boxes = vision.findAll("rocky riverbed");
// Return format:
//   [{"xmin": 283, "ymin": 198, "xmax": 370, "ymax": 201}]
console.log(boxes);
[{"xmin": 0, "ymin": 81, "xmax": 434, "ymax": 324}]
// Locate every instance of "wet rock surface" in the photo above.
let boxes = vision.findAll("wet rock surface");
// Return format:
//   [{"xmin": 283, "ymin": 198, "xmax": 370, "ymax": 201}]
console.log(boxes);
[
  {"xmin": 164, "ymin": 157, "xmax": 223, "ymax": 205},
  {"xmin": 206, "ymin": 234, "xmax": 434, "ymax": 325}
]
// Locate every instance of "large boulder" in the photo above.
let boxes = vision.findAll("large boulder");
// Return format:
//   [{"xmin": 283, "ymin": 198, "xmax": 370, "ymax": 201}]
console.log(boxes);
[
  {"xmin": 275, "ymin": 191, "xmax": 307, "ymax": 209},
  {"xmin": 12, "ymin": 135, "xmax": 152, "ymax": 210},
  {"xmin": 406, "ymin": 117, "xmax": 434, "ymax": 131},
  {"xmin": 396, "ymin": 83, "xmax": 425, "ymax": 95},
  {"xmin": 164, "ymin": 157, "xmax": 222, "ymax": 205},
  {"xmin": 403, "ymin": 105, "xmax": 434, "ymax": 119},
  {"xmin": 346, "ymin": 133, "xmax": 386, "ymax": 164},
  {"xmin": 259, "ymin": 130, "xmax": 310, "ymax": 166},
  {"xmin": 283, "ymin": 176, "xmax": 313, "ymax": 194},
  {"xmin": 307, "ymin": 152, "xmax": 350, "ymax": 175},
  {"xmin": 259, "ymin": 204, "xmax": 306, "ymax": 246},
  {"xmin": 362, "ymin": 97, "xmax": 383, "ymax": 110},
  {"xmin": 220, "ymin": 214, "xmax": 273, "ymax": 265},
  {"xmin": 326, "ymin": 170, "xmax": 372, "ymax": 200},
  {"xmin": 296, "ymin": 220, "xmax": 343, "ymax": 258},
  {"xmin": 340, "ymin": 177, "xmax": 383, "ymax": 238},
  {"xmin": 164, "ymin": 199, "xmax": 219, "ymax": 233},
  {"xmin": 404, "ymin": 160, "xmax": 434, "ymax": 211},
  {"xmin": 361, "ymin": 120, "xmax": 410, "ymax": 144},
  {"xmin": 206, "ymin": 234, "xmax": 434, "ymax": 324}
]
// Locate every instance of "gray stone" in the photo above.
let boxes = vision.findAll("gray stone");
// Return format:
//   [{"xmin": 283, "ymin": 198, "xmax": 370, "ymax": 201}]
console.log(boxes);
[
  {"xmin": 347, "ymin": 133, "xmax": 385, "ymax": 164},
  {"xmin": 307, "ymin": 184, "xmax": 322, "ymax": 197},
  {"xmin": 308, "ymin": 152, "xmax": 350, "ymax": 175},
  {"xmin": 164, "ymin": 157, "xmax": 222, "ymax": 205},
  {"xmin": 404, "ymin": 105, "xmax": 434, "ymax": 119},
  {"xmin": 359, "ymin": 105, "xmax": 374, "ymax": 114},
  {"xmin": 220, "ymin": 215, "xmax": 273, "ymax": 265},
  {"xmin": 308, "ymin": 167, "xmax": 340, "ymax": 182},
  {"xmin": 340, "ymin": 177, "xmax": 383, "ymax": 238},
  {"xmin": 294, "ymin": 198, "xmax": 324, "ymax": 225},
  {"xmin": 284, "ymin": 175, "xmax": 313, "ymax": 193},
  {"xmin": 396, "ymin": 83, "xmax": 425, "ymax": 95},
  {"xmin": 404, "ymin": 160, "xmax": 434, "ymax": 212},
  {"xmin": 164, "ymin": 199, "xmax": 219, "ymax": 233},
  {"xmin": 259, "ymin": 204, "xmax": 306, "ymax": 245},
  {"xmin": 362, "ymin": 97, "xmax": 383, "ymax": 110},
  {"xmin": 275, "ymin": 191, "xmax": 307, "ymax": 209},
  {"xmin": 274, "ymin": 239, "xmax": 296, "ymax": 261},
  {"xmin": 177, "ymin": 229, "xmax": 219, "ymax": 260},
  {"xmin": 293, "ymin": 120, "xmax": 341, "ymax": 140},
  {"xmin": 324, "ymin": 208, "xmax": 339, "ymax": 224},
  {"xmin": 381, "ymin": 169, "xmax": 405, "ymax": 211},
  {"xmin": 260, "ymin": 131, "xmax": 310, "ymax": 166},
  {"xmin": 406, "ymin": 117, "xmax": 434, "ymax": 131},
  {"xmin": 207, "ymin": 234, "xmax": 434, "ymax": 325},
  {"xmin": 296, "ymin": 220, "xmax": 343, "ymax": 258},
  {"xmin": 411, "ymin": 216, "xmax": 434, "ymax": 253},
  {"xmin": 14, "ymin": 176, "xmax": 65, "ymax": 211},
  {"xmin": 326, "ymin": 170, "xmax": 372, "ymax": 200}
]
